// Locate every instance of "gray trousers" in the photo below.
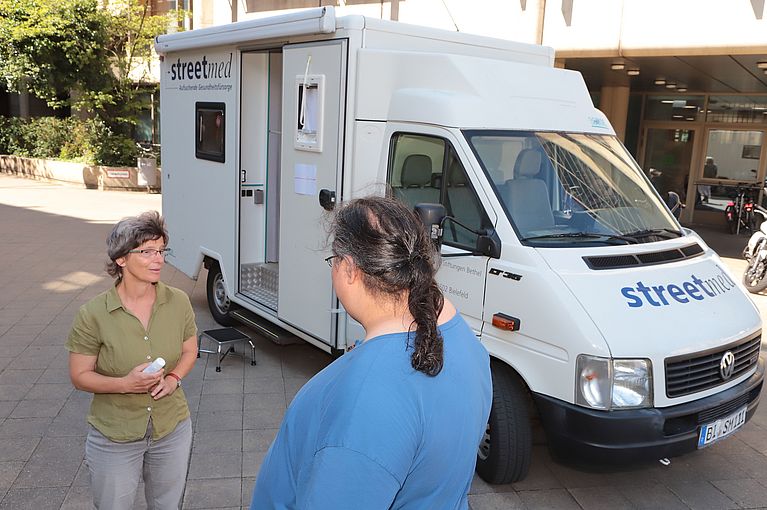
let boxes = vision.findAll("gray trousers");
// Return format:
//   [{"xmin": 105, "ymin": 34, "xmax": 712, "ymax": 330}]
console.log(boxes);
[{"xmin": 85, "ymin": 417, "xmax": 192, "ymax": 510}]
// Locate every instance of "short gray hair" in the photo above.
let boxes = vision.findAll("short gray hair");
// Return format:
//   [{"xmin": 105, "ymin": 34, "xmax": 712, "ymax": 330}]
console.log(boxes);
[{"xmin": 105, "ymin": 211, "xmax": 168, "ymax": 280}]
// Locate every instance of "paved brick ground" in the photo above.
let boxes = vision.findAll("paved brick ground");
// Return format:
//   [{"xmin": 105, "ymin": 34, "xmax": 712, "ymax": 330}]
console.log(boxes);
[{"xmin": 1, "ymin": 173, "xmax": 766, "ymax": 509}]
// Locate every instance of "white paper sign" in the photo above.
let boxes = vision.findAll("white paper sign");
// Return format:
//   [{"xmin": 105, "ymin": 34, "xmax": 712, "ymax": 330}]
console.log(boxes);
[{"xmin": 294, "ymin": 164, "xmax": 317, "ymax": 195}]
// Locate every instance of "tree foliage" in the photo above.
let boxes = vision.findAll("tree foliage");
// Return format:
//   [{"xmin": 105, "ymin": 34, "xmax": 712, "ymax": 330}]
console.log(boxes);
[
  {"xmin": 0, "ymin": 0, "xmax": 110, "ymax": 109},
  {"xmin": 0, "ymin": 0, "xmax": 182, "ymax": 126}
]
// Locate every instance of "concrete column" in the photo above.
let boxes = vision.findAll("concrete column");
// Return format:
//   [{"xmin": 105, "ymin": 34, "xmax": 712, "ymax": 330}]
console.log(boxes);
[
  {"xmin": 599, "ymin": 84, "xmax": 629, "ymax": 142},
  {"xmin": 390, "ymin": 0, "xmax": 400, "ymax": 21},
  {"xmin": 198, "ymin": 0, "xmax": 213, "ymax": 29}
]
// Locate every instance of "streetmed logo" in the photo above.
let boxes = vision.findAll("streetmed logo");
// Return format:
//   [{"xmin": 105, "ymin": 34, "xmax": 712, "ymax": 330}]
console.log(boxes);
[
  {"xmin": 621, "ymin": 266, "xmax": 737, "ymax": 308},
  {"xmin": 168, "ymin": 54, "xmax": 232, "ymax": 81},
  {"xmin": 165, "ymin": 53, "xmax": 233, "ymax": 93}
]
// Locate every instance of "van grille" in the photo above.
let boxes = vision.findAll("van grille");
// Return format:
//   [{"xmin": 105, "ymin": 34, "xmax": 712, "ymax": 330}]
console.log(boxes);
[
  {"xmin": 583, "ymin": 243, "xmax": 704, "ymax": 270},
  {"xmin": 665, "ymin": 335, "xmax": 761, "ymax": 398}
]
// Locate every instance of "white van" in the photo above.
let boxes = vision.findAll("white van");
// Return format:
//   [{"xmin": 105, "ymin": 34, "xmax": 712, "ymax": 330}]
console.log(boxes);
[{"xmin": 155, "ymin": 6, "xmax": 763, "ymax": 483}]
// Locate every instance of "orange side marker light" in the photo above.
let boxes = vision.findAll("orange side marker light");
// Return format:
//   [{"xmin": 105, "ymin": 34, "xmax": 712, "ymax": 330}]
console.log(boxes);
[{"xmin": 492, "ymin": 313, "xmax": 520, "ymax": 331}]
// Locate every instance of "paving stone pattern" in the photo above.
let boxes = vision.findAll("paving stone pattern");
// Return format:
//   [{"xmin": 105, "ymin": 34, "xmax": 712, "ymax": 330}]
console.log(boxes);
[{"xmin": 1, "ymin": 174, "xmax": 767, "ymax": 509}]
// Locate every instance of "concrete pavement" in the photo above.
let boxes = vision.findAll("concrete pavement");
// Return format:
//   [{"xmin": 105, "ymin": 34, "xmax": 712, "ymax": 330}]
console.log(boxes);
[{"xmin": 1, "ymin": 172, "xmax": 767, "ymax": 509}]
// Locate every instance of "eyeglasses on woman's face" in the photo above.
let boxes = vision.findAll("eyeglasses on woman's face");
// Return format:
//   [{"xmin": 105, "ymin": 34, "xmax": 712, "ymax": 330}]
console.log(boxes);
[
  {"xmin": 128, "ymin": 248, "xmax": 172, "ymax": 259},
  {"xmin": 324, "ymin": 255, "xmax": 339, "ymax": 267}
]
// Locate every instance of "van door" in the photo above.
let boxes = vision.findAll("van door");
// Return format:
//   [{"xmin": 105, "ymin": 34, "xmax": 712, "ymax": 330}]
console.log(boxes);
[
  {"xmin": 277, "ymin": 40, "xmax": 347, "ymax": 345},
  {"xmin": 386, "ymin": 129, "xmax": 497, "ymax": 333}
]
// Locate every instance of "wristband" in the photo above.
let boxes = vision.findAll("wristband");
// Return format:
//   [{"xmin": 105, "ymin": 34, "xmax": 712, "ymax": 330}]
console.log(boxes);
[{"xmin": 167, "ymin": 372, "xmax": 181, "ymax": 387}]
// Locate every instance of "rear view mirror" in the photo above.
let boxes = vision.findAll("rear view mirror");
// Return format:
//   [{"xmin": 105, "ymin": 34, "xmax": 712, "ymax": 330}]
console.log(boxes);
[
  {"xmin": 476, "ymin": 232, "xmax": 501, "ymax": 259},
  {"xmin": 414, "ymin": 203, "xmax": 447, "ymax": 247}
]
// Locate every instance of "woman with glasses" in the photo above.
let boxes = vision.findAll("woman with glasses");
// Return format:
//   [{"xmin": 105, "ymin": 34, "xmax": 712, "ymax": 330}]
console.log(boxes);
[
  {"xmin": 251, "ymin": 196, "xmax": 492, "ymax": 509},
  {"xmin": 66, "ymin": 211, "xmax": 198, "ymax": 509}
]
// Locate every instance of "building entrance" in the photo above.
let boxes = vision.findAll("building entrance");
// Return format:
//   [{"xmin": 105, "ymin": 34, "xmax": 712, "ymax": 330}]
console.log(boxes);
[
  {"xmin": 639, "ymin": 95, "xmax": 767, "ymax": 228},
  {"xmin": 642, "ymin": 127, "xmax": 697, "ymax": 220}
]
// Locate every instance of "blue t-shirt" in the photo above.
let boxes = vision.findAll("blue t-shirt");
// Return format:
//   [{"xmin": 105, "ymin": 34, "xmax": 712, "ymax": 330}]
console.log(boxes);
[{"xmin": 250, "ymin": 313, "xmax": 491, "ymax": 510}]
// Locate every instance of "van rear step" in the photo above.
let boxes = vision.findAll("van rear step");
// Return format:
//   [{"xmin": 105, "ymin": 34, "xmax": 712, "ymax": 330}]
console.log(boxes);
[{"xmin": 230, "ymin": 308, "xmax": 300, "ymax": 345}]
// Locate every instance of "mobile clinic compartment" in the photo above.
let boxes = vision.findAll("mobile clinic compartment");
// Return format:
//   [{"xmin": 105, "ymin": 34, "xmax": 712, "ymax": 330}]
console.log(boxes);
[{"xmin": 155, "ymin": 6, "xmax": 764, "ymax": 483}]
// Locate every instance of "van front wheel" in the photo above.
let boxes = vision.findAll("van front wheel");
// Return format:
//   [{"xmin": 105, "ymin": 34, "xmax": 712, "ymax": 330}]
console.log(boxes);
[
  {"xmin": 476, "ymin": 365, "xmax": 532, "ymax": 484},
  {"xmin": 206, "ymin": 261, "xmax": 239, "ymax": 326}
]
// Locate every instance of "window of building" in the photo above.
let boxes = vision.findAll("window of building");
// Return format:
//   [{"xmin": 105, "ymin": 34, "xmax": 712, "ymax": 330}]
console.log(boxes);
[
  {"xmin": 645, "ymin": 95, "xmax": 705, "ymax": 122},
  {"xmin": 703, "ymin": 129, "xmax": 764, "ymax": 182},
  {"xmin": 195, "ymin": 102, "xmax": 225, "ymax": 163},
  {"xmin": 706, "ymin": 96, "xmax": 767, "ymax": 124}
]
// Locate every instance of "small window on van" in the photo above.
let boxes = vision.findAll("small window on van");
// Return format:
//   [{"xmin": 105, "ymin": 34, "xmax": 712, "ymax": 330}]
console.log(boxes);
[
  {"xmin": 195, "ymin": 102, "xmax": 225, "ymax": 163},
  {"xmin": 388, "ymin": 133, "xmax": 490, "ymax": 250},
  {"xmin": 443, "ymin": 149, "xmax": 487, "ymax": 246},
  {"xmin": 389, "ymin": 133, "xmax": 444, "ymax": 208}
]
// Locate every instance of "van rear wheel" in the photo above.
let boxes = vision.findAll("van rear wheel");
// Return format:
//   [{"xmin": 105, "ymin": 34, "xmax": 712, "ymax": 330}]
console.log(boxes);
[
  {"xmin": 476, "ymin": 365, "xmax": 532, "ymax": 484},
  {"xmin": 206, "ymin": 261, "xmax": 239, "ymax": 326}
]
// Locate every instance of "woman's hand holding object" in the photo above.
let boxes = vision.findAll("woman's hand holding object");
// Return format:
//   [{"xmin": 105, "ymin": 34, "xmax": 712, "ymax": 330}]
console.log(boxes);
[{"xmin": 123, "ymin": 363, "xmax": 164, "ymax": 393}]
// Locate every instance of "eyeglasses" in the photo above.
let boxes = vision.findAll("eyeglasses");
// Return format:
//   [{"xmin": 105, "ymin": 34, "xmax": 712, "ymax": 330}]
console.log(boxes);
[
  {"xmin": 324, "ymin": 255, "xmax": 339, "ymax": 267},
  {"xmin": 128, "ymin": 248, "xmax": 173, "ymax": 259}
]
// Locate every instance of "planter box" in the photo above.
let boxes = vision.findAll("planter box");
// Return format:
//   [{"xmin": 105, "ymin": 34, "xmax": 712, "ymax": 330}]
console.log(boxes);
[{"xmin": 0, "ymin": 155, "xmax": 161, "ymax": 192}]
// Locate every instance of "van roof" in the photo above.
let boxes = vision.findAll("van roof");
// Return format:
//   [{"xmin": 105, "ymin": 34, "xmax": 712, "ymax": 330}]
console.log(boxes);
[{"xmin": 156, "ymin": 6, "xmax": 552, "ymax": 67}]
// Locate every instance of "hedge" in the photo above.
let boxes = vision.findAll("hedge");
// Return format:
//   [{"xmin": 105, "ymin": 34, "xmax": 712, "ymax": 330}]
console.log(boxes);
[{"xmin": 0, "ymin": 116, "xmax": 143, "ymax": 167}]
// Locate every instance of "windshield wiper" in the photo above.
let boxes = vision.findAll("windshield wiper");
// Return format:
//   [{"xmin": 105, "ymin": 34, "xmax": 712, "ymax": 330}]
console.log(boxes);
[
  {"xmin": 622, "ymin": 228, "xmax": 682, "ymax": 240},
  {"xmin": 521, "ymin": 232, "xmax": 639, "ymax": 244}
]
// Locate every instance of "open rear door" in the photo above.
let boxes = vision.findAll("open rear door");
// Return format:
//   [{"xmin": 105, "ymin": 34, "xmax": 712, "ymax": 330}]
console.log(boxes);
[{"xmin": 277, "ymin": 40, "xmax": 347, "ymax": 346}]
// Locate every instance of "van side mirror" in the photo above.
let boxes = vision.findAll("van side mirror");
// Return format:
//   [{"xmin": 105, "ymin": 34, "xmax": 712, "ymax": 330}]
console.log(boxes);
[
  {"xmin": 414, "ymin": 203, "xmax": 446, "ymax": 247},
  {"xmin": 476, "ymin": 230, "xmax": 501, "ymax": 259},
  {"xmin": 414, "ymin": 203, "xmax": 501, "ymax": 259}
]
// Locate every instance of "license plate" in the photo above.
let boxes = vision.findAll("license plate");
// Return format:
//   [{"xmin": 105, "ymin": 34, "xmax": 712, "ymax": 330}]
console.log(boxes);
[{"xmin": 698, "ymin": 405, "xmax": 748, "ymax": 448}]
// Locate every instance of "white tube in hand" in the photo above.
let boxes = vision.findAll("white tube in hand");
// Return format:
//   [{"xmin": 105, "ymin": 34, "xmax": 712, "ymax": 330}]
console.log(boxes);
[{"xmin": 142, "ymin": 357, "xmax": 166, "ymax": 374}]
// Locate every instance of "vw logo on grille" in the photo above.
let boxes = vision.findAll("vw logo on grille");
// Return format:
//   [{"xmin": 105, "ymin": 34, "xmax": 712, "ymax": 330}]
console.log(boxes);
[{"xmin": 720, "ymin": 351, "xmax": 736, "ymax": 380}]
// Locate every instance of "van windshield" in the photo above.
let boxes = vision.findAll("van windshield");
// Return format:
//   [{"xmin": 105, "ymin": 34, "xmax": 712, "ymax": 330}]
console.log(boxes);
[{"xmin": 464, "ymin": 131, "xmax": 681, "ymax": 246}]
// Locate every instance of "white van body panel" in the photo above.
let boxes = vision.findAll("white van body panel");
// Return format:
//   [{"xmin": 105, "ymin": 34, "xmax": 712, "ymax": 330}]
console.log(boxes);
[
  {"xmin": 160, "ymin": 48, "xmax": 239, "ymax": 287},
  {"xmin": 538, "ymin": 240, "xmax": 761, "ymax": 407},
  {"xmin": 356, "ymin": 50, "xmax": 611, "ymax": 133},
  {"xmin": 482, "ymin": 242, "xmax": 611, "ymax": 403}
]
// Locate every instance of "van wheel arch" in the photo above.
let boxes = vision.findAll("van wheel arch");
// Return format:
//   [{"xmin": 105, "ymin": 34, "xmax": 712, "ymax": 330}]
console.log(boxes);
[
  {"xmin": 476, "ymin": 359, "xmax": 533, "ymax": 484},
  {"xmin": 205, "ymin": 258, "xmax": 240, "ymax": 327}
]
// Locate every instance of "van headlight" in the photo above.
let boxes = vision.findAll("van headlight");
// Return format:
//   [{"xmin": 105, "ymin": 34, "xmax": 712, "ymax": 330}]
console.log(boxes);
[{"xmin": 575, "ymin": 355, "xmax": 653, "ymax": 410}]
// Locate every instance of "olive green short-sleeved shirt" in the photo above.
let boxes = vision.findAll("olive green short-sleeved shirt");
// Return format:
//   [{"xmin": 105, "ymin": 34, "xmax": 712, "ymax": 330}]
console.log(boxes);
[{"xmin": 66, "ymin": 282, "xmax": 197, "ymax": 442}]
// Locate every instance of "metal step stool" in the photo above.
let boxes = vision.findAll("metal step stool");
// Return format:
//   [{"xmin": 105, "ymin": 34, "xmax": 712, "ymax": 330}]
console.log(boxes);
[{"xmin": 198, "ymin": 328, "xmax": 257, "ymax": 372}]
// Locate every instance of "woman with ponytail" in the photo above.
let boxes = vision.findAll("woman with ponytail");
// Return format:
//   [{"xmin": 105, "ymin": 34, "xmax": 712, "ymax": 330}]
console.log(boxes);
[{"xmin": 251, "ymin": 196, "xmax": 491, "ymax": 510}]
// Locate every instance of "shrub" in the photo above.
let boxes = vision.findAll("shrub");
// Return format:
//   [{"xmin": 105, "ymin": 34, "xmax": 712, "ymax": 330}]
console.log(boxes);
[
  {"xmin": 0, "ymin": 116, "xmax": 139, "ymax": 167},
  {"xmin": 59, "ymin": 121, "xmax": 92, "ymax": 162},
  {"xmin": 0, "ymin": 117, "xmax": 32, "ymax": 156},
  {"xmin": 84, "ymin": 119, "xmax": 138, "ymax": 167},
  {"xmin": 26, "ymin": 117, "xmax": 74, "ymax": 159}
]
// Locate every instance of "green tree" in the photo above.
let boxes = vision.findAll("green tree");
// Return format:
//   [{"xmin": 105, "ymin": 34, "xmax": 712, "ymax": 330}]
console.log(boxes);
[
  {"xmin": 0, "ymin": 0, "xmax": 182, "ymax": 124},
  {"xmin": 0, "ymin": 0, "xmax": 111, "ymax": 110},
  {"xmin": 101, "ymin": 0, "xmax": 182, "ymax": 126}
]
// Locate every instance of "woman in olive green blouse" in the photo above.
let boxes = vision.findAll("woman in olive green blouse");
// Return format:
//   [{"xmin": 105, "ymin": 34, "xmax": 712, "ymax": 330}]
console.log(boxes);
[{"xmin": 67, "ymin": 211, "xmax": 198, "ymax": 510}]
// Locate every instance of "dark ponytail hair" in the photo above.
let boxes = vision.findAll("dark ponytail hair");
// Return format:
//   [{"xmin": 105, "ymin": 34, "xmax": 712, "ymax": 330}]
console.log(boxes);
[{"xmin": 331, "ymin": 196, "xmax": 444, "ymax": 376}]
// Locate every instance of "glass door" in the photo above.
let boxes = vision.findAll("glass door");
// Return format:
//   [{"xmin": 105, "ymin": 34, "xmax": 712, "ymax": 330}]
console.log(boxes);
[{"xmin": 642, "ymin": 127, "xmax": 697, "ymax": 221}]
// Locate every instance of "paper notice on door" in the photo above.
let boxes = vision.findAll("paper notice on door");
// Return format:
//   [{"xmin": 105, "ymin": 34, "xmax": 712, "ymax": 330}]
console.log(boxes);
[{"xmin": 294, "ymin": 164, "xmax": 317, "ymax": 196}]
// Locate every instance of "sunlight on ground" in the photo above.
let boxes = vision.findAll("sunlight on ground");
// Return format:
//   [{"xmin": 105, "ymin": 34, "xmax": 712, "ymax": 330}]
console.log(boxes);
[
  {"xmin": 0, "ymin": 175, "xmax": 162, "ymax": 223},
  {"xmin": 43, "ymin": 271, "xmax": 107, "ymax": 292}
]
